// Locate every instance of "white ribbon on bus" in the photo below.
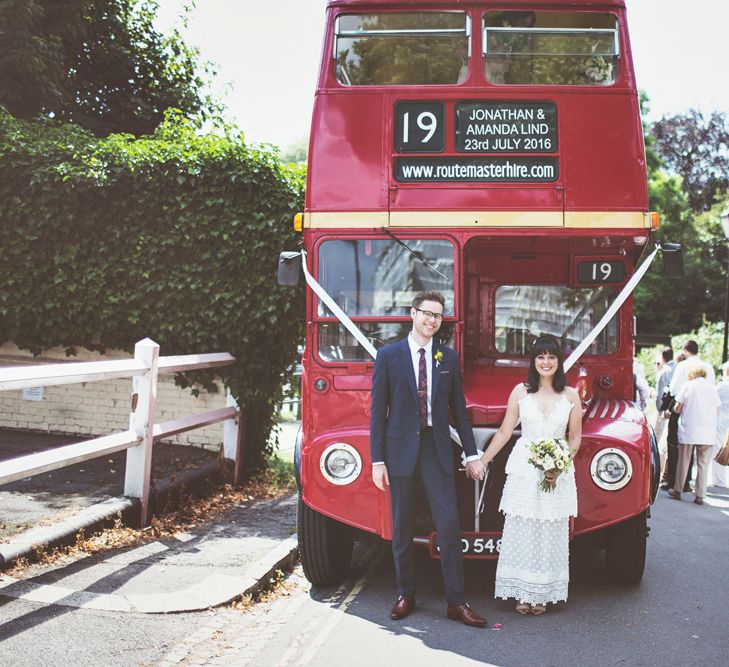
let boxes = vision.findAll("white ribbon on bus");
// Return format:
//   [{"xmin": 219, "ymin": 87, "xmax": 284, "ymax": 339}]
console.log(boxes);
[{"xmin": 299, "ymin": 245, "xmax": 660, "ymax": 448}]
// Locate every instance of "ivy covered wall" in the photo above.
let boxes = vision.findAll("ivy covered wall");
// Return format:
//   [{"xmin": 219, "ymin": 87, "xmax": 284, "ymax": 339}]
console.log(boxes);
[{"xmin": 0, "ymin": 109, "xmax": 305, "ymax": 472}]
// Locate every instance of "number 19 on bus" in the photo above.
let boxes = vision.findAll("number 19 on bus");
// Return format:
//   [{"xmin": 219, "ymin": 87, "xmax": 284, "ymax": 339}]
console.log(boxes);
[
  {"xmin": 576, "ymin": 260, "xmax": 625, "ymax": 284},
  {"xmin": 395, "ymin": 101, "xmax": 445, "ymax": 153}
]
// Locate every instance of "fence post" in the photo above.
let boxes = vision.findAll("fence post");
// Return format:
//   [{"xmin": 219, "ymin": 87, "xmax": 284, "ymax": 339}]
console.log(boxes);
[
  {"xmin": 223, "ymin": 389, "xmax": 245, "ymax": 485},
  {"xmin": 124, "ymin": 338, "xmax": 159, "ymax": 525}
]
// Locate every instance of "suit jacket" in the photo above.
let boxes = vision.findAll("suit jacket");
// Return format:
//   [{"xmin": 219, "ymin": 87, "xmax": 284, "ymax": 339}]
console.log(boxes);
[{"xmin": 370, "ymin": 337, "xmax": 477, "ymax": 477}]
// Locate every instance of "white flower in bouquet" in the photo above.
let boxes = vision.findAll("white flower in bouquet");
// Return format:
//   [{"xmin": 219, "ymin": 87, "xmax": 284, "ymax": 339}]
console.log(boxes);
[{"xmin": 528, "ymin": 438, "xmax": 572, "ymax": 492}]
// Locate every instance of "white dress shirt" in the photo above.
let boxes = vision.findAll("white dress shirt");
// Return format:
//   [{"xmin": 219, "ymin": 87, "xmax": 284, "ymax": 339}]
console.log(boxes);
[
  {"xmin": 669, "ymin": 356, "xmax": 715, "ymax": 397},
  {"xmin": 676, "ymin": 377, "xmax": 720, "ymax": 445}
]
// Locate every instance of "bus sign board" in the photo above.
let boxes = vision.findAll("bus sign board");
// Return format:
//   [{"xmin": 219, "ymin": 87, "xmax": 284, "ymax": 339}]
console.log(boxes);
[
  {"xmin": 394, "ymin": 155, "xmax": 558, "ymax": 182},
  {"xmin": 456, "ymin": 101, "xmax": 558, "ymax": 153},
  {"xmin": 576, "ymin": 260, "xmax": 626, "ymax": 285}
]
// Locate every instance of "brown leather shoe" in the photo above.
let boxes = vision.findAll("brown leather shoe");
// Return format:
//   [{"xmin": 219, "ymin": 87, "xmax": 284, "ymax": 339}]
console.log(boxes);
[
  {"xmin": 390, "ymin": 595, "xmax": 415, "ymax": 620},
  {"xmin": 446, "ymin": 602, "xmax": 486, "ymax": 627}
]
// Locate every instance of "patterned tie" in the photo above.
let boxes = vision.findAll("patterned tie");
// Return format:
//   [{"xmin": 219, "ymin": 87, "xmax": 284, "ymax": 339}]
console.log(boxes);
[{"xmin": 418, "ymin": 348, "xmax": 428, "ymax": 429}]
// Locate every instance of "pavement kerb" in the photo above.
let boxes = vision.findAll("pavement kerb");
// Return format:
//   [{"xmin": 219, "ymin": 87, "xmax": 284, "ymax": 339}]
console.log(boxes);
[
  {"xmin": 0, "ymin": 535, "xmax": 299, "ymax": 613},
  {"xmin": 0, "ymin": 459, "xmax": 225, "ymax": 570}
]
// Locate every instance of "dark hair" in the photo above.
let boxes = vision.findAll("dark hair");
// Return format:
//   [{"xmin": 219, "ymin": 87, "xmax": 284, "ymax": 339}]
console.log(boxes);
[
  {"xmin": 525, "ymin": 335, "xmax": 566, "ymax": 393},
  {"xmin": 412, "ymin": 291, "xmax": 445, "ymax": 310},
  {"xmin": 683, "ymin": 339, "xmax": 699, "ymax": 356},
  {"xmin": 661, "ymin": 346, "xmax": 674, "ymax": 362}
]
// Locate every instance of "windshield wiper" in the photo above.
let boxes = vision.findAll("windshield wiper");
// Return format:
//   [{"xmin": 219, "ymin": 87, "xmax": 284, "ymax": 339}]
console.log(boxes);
[{"xmin": 379, "ymin": 227, "xmax": 449, "ymax": 281}]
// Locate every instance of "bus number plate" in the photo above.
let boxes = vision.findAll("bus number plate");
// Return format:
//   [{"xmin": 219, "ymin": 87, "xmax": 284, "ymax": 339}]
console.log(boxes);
[
  {"xmin": 395, "ymin": 102, "xmax": 445, "ymax": 153},
  {"xmin": 577, "ymin": 260, "xmax": 625, "ymax": 284},
  {"xmin": 429, "ymin": 532, "xmax": 502, "ymax": 559}
]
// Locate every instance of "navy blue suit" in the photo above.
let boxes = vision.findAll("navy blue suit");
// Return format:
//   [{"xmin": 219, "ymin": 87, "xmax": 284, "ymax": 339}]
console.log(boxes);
[{"xmin": 370, "ymin": 337, "xmax": 477, "ymax": 605}]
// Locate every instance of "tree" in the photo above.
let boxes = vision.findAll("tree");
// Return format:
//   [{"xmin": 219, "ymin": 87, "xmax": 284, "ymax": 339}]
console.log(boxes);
[
  {"xmin": 0, "ymin": 109, "xmax": 305, "ymax": 471},
  {"xmin": 281, "ymin": 138, "xmax": 308, "ymax": 164},
  {"xmin": 650, "ymin": 109, "xmax": 729, "ymax": 213},
  {"xmin": 0, "ymin": 0, "xmax": 218, "ymax": 136},
  {"xmin": 634, "ymin": 97, "xmax": 727, "ymax": 335}
]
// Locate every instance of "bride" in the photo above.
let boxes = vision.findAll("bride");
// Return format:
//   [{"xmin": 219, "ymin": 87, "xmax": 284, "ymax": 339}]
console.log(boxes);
[{"xmin": 480, "ymin": 335, "xmax": 582, "ymax": 615}]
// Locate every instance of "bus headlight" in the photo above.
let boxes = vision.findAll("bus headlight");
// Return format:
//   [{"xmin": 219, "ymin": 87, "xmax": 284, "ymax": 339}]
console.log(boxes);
[
  {"xmin": 320, "ymin": 443, "xmax": 362, "ymax": 485},
  {"xmin": 590, "ymin": 448, "xmax": 633, "ymax": 490}
]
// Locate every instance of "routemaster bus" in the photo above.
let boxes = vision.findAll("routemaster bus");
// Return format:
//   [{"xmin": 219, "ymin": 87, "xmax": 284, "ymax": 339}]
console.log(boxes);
[{"xmin": 279, "ymin": 0, "xmax": 665, "ymax": 587}]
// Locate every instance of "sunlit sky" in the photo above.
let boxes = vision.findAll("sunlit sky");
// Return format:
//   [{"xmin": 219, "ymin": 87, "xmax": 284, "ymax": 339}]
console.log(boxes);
[{"xmin": 157, "ymin": 0, "xmax": 729, "ymax": 150}]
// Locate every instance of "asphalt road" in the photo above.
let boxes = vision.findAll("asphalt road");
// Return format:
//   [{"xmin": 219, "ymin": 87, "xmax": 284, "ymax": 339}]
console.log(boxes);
[{"xmin": 1, "ymin": 487, "xmax": 727, "ymax": 666}]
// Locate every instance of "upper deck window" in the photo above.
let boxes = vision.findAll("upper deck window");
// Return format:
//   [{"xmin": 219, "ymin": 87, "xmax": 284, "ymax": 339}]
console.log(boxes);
[
  {"xmin": 335, "ymin": 12, "xmax": 470, "ymax": 86},
  {"xmin": 484, "ymin": 11, "xmax": 618, "ymax": 86}
]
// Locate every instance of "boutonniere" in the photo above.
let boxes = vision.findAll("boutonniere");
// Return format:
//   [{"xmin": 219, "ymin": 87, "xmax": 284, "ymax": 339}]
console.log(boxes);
[{"xmin": 434, "ymin": 351, "xmax": 443, "ymax": 367}]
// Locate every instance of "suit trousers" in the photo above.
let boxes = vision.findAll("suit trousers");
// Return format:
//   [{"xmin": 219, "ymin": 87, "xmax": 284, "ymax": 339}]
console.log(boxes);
[
  {"xmin": 389, "ymin": 428, "xmax": 465, "ymax": 607},
  {"xmin": 674, "ymin": 444, "xmax": 714, "ymax": 500}
]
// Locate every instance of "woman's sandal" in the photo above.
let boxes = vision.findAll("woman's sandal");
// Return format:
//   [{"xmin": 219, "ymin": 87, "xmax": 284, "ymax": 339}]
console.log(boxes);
[
  {"xmin": 530, "ymin": 604, "xmax": 547, "ymax": 615},
  {"xmin": 515, "ymin": 602, "xmax": 531, "ymax": 615}
]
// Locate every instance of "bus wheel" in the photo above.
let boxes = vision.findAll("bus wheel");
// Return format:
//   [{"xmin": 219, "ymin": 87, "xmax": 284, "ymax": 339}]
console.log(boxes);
[
  {"xmin": 605, "ymin": 509, "xmax": 647, "ymax": 584},
  {"xmin": 298, "ymin": 496, "xmax": 354, "ymax": 586}
]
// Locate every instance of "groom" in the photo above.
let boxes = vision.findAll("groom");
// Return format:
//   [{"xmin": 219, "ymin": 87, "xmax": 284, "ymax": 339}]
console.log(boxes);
[{"xmin": 370, "ymin": 290, "xmax": 486, "ymax": 627}]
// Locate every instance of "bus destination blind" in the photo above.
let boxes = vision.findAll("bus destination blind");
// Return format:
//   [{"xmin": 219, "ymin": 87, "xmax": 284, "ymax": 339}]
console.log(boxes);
[
  {"xmin": 394, "ymin": 100, "xmax": 559, "ymax": 183},
  {"xmin": 455, "ymin": 101, "xmax": 558, "ymax": 153}
]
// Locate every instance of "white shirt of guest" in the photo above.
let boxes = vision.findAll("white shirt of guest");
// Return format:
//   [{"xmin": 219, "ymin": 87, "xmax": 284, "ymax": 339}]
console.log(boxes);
[
  {"xmin": 669, "ymin": 355, "xmax": 715, "ymax": 397},
  {"xmin": 676, "ymin": 377, "xmax": 721, "ymax": 445},
  {"xmin": 408, "ymin": 333, "xmax": 433, "ymax": 426}
]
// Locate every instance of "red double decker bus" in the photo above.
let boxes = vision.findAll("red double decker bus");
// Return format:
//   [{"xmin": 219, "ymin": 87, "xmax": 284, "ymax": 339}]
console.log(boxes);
[{"xmin": 280, "ymin": 0, "xmax": 662, "ymax": 586}]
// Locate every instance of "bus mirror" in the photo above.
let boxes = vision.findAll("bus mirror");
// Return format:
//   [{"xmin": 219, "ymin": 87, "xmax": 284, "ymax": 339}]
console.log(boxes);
[
  {"xmin": 661, "ymin": 243, "xmax": 683, "ymax": 278},
  {"xmin": 278, "ymin": 251, "xmax": 302, "ymax": 286}
]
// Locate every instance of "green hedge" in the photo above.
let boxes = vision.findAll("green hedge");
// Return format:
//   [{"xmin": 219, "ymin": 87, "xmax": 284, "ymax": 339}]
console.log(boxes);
[{"xmin": 0, "ymin": 109, "xmax": 305, "ymax": 472}]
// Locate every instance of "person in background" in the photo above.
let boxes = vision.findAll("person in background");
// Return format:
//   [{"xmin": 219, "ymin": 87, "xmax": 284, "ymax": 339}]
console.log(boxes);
[
  {"xmin": 668, "ymin": 340, "xmax": 715, "ymax": 393},
  {"xmin": 654, "ymin": 346, "xmax": 676, "ymax": 474},
  {"xmin": 665, "ymin": 341, "xmax": 714, "ymax": 491},
  {"xmin": 661, "ymin": 351, "xmax": 686, "ymax": 490},
  {"xmin": 632, "ymin": 344, "xmax": 649, "ymax": 411},
  {"xmin": 711, "ymin": 361, "xmax": 729, "ymax": 488},
  {"xmin": 634, "ymin": 363, "xmax": 650, "ymax": 411},
  {"xmin": 668, "ymin": 365, "xmax": 720, "ymax": 505}
]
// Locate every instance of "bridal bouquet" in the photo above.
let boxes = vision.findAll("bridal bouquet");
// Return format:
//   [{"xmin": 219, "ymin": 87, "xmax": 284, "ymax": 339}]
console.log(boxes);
[{"xmin": 528, "ymin": 438, "xmax": 572, "ymax": 493}]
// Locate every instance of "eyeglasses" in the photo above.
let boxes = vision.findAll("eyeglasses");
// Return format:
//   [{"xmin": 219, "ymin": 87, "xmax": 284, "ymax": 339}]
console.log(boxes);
[{"xmin": 414, "ymin": 308, "xmax": 444, "ymax": 322}]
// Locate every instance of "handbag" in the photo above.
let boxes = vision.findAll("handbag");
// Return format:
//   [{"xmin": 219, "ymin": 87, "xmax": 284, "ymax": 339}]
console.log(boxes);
[
  {"xmin": 716, "ymin": 433, "xmax": 729, "ymax": 466},
  {"xmin": 659, "ymin": 390, "xmax": 675, "ymax": 413}
]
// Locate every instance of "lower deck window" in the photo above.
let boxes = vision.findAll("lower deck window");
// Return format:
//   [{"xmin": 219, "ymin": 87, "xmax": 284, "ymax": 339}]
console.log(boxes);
[
  {"xmin": 318, "ymin": 322, "xmax": 454, "ymax": 362},
  {"xmin": 495, "ymin": 285, "xmax": 618, "ymax": 356}
]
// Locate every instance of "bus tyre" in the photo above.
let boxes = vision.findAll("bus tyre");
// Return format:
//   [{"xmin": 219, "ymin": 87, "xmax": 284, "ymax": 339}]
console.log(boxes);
[
  {"xmin": 298, "ymin": 496, "xmax": 354, "ymax": 586},
  {"xmin": 605, "ymin": 510, "xmax": 647, "ymax": 584}
]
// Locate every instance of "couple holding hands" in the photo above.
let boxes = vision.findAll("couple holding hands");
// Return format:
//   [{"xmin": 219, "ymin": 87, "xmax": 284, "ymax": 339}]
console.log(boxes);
[{"xmin": 370, "ymin": 291, "xmax": 582, "ymax": 625}]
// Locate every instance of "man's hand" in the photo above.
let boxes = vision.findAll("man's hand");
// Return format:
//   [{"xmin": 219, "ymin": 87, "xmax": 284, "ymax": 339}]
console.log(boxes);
[
  {"xmin": 372, "ymin": 463, "xmax": 389, "ymax": 491},
  {"xmin": 465, "ymin": 459, "xmax": 485, "ymax": 481}
]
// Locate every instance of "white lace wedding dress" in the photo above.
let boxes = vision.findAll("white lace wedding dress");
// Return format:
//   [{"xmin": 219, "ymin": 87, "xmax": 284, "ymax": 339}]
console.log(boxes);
[{"xmin": 494, "ymin": 392, "xmax": 578, "ymax": 605}]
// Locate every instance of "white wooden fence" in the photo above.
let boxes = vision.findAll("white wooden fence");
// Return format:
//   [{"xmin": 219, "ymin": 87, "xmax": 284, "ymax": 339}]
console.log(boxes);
[{"xmin": 0, "ymin": 338, "xmax": 240, "ymax": 525}]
